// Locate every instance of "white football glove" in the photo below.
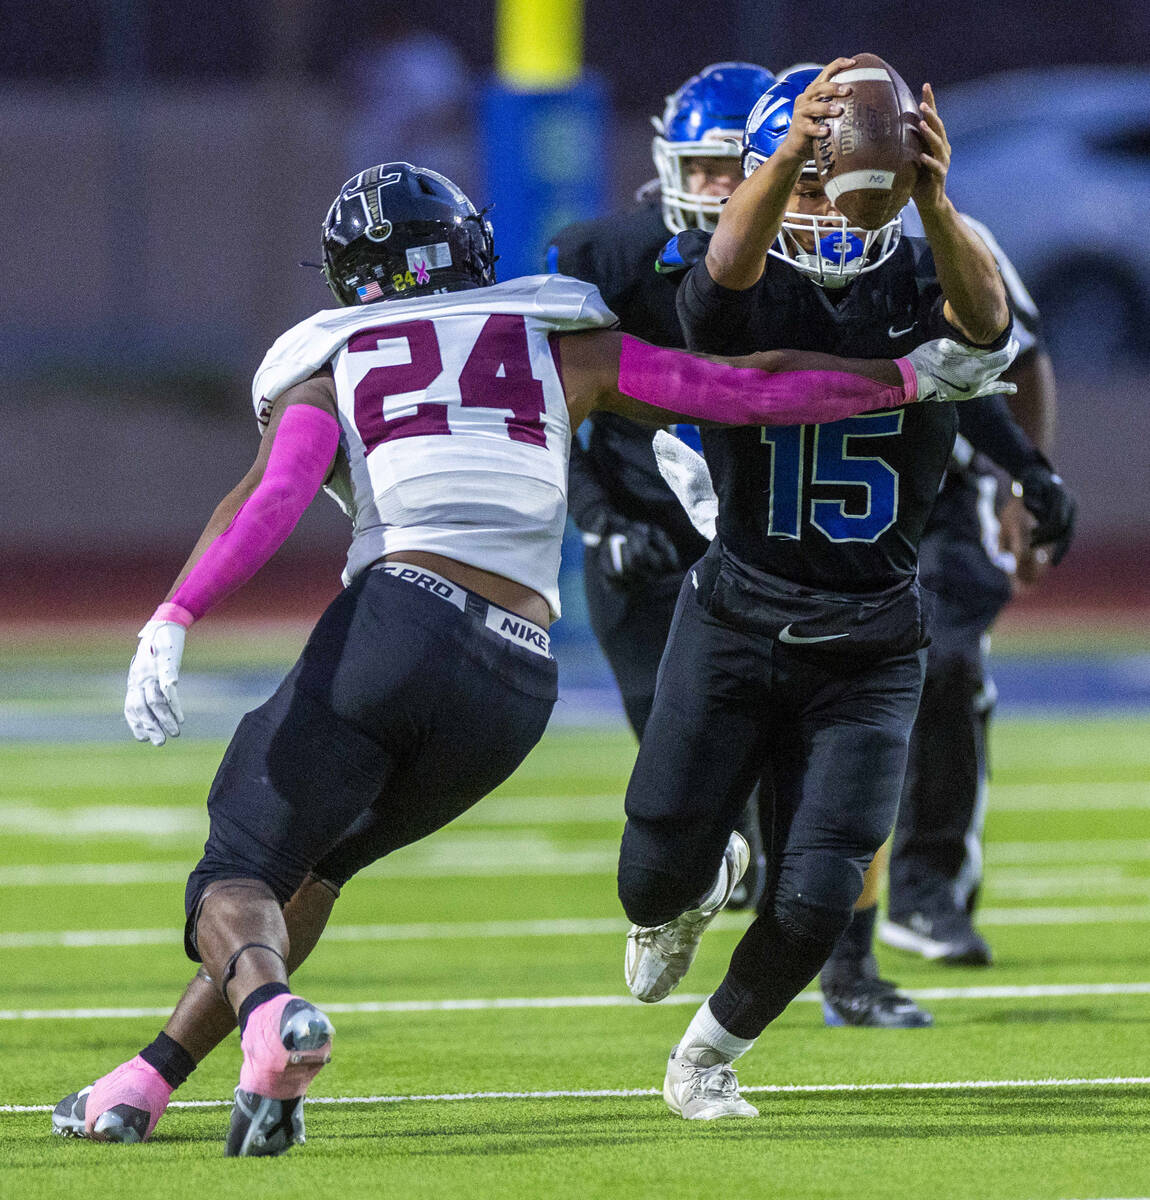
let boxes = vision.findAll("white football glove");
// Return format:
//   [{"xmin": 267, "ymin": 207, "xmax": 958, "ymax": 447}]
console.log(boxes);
[
  {"xmin": 652, "ymin": 429, "xmax": 718, "ymax": 540},
  {"xmin": 906, "ymin": 335, "xmax": 1020, "ymax": 402},
  {"xmin": 124, "ymin": 619, "xmax": 186, "ymax": 746}
]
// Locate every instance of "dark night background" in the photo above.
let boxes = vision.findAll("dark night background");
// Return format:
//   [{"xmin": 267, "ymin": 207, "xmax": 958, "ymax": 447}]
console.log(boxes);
[{"xmin": 2, "ymin": 0, "xmax": 1148, "ymax": 625}]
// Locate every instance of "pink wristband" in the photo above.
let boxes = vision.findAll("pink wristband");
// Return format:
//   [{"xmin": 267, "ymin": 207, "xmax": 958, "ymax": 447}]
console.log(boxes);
[
  {"xmin": 618, "ymin": 335, "xmax": 909, "ymax": 426},
  {"xmin": 893, "ymin": 357, "xmax": 918, "ymax": 402},
  {"xmin": 152, "ymin": 602, "xmax": 195, "ymax": 628},
  {"xmin": 168, "ymin": 404, "xmax": 339, "ymax": 622}
]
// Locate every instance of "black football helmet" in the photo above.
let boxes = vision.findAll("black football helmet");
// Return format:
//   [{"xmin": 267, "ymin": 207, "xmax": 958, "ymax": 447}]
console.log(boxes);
[{"xmin": 321, "ymin": 163, "xmax": 496, "ymax": 306}]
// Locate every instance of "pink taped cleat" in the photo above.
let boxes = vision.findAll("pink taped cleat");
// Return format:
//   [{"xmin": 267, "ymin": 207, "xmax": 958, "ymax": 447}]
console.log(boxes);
[
  {"xmin": 226, "ymin": 994, "xmax": 333, "ymax": 1157},
  {"xmin": 52, "ymin": 1056, "xmax": 173, "ymax": 1143}
]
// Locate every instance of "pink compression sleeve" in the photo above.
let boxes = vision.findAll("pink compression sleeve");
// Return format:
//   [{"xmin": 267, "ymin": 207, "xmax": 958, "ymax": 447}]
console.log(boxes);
[
  {"xmin": 165, "ymin": 404, "xmax": 340, "ymax": 624},
  {"xmin": 618, "ymin": 335, "xmax": 913, "ymax": 426}
]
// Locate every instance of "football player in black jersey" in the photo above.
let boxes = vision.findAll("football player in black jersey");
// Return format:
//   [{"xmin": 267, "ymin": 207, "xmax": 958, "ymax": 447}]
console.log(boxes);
[
  {"xmin": 548, "ymin": 61, "xmax": 774, "ymax": 907},
  {"xmin": 880, "ymin": 208, "xmax": 1073, "ymax": 967},
  {"xmin": 615, "ymin": 61, "xmax": 1075, "ymax": 1119}
]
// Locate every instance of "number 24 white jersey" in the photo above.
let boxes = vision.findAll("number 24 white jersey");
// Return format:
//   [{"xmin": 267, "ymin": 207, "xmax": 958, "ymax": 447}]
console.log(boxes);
[{"xmin": 251, "ymin": 275, "xmax": 617, "ymax": 617}]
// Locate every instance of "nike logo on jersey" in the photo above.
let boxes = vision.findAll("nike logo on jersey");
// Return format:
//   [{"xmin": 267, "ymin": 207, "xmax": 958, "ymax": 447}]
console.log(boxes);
[
  {"xmin": 888, "ymin": 321, "xmax": 917, "ymax": 338},
  {"xmin": 778, "ymin": 624, "xmax": 849, "ymax": 645}
]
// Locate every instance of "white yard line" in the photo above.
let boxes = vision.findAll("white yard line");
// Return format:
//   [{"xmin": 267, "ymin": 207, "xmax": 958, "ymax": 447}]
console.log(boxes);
[
  {"xmin": 987, "ymin": 781, "xmax": 1150, "ymax": 811},
  {"xmin": 4, "ymin": 1074, "xmax": 1149, "ymax": 1114},
  {"xmin": 4, "ymin": 981, "xmax": 1150, "ymax": 1022},
  {"xmin": 6, "ymin": 901, "xmax": 1150, "ymax": 952},
  {"xmin": 4, "ymin": 783, "xmax": 1147, "ymax": 835},
  {"xmin": 7, "ymin": 837, "xmax": 1150, "ymax": 888}
]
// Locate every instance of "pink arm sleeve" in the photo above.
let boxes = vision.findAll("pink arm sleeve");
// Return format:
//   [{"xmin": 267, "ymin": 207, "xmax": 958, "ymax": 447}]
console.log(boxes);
[
  {"xmin": 617, "ymin": 335, "xmax": 918, "ymax": 426},
  {"xmin": 157, "ymin": 404, "xmax": 340, "ymax": 626}
]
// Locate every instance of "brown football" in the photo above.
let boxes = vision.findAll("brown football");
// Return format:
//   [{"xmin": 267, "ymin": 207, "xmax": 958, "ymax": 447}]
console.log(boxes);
[{"xmin": 813, "ymin": 53, "xmax": 922, "ymax": 230}]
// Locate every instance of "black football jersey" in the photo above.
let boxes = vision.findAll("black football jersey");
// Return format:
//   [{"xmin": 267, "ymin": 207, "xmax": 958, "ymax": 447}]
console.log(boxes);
[
  {"xmin": 548, "ymin": 203, "xmax": 708, "ymax": 556},
  {"xmin": 678, "ymin": 235, "xmax": 978, "ymax": 593}
]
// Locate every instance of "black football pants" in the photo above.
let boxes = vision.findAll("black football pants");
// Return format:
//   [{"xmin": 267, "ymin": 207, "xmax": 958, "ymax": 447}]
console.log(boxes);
[
  {"xmin": 618, "ymin": 577, "xmax": 925, "ymax": 1038},
  {"xmin": 183, "ymin": 568, "xmax": 557, "ymax": 960}
]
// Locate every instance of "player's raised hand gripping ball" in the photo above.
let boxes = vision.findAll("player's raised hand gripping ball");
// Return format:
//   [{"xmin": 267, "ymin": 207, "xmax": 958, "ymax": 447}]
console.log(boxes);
[{"xmin": 814, "ymin": 54, "xmax": 922, "ymax": 229}]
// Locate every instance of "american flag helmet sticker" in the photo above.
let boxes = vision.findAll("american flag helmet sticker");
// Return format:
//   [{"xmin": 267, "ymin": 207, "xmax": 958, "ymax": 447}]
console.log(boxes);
[{"xmin": 355, "ymin": 279, "xmax": 384, "ymax": 302}]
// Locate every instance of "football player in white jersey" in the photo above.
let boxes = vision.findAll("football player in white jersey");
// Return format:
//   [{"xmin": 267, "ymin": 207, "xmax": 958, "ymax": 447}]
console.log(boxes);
[{"xmin": 50, "ymin": 163, "xmax": 1015, "ymax": 1157}]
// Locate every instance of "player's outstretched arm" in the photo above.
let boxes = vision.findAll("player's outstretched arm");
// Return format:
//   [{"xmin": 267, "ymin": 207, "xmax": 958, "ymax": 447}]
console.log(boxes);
[
  {"xmin": 913, "ymin": 83, "xmax": 1009, "ymax": 344},
  {"xmin": 124, "ymin": 375, "xmax": 340, "ymax": 746},
  {"xmin": 557, "ymin": 330, "xmax": 1015, "ymax": 433}
]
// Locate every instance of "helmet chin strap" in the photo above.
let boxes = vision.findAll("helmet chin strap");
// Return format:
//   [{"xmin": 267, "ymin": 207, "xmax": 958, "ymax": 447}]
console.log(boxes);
[{"xmin": 793, "ymin": 258, "xmax": 858, "ymax": 289}]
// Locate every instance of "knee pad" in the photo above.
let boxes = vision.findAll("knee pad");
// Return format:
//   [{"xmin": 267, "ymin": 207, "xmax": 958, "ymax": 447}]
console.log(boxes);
[
  {"xmin": 618, "ymin": 822, "xmax": 727, "ymax": 927},
  {"xmin": 617, "ymin": 862, "xmax": 704, "ymax": 928},
  {"xmin": 774, "ymin": 850, "xmax": 864, "ymax": 945}
]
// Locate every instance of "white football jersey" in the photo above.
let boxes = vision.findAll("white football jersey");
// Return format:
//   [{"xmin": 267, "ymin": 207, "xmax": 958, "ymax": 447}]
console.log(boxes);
[{"xmin": 251, "ymin": 275, "xmax": 617, "ymax": 617}]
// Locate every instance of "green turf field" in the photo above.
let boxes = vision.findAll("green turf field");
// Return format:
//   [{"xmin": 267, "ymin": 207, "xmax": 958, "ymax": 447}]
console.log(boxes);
[{"xmin": 3, "ymin": 717, "xmax": 1150, "ymax": 1199}]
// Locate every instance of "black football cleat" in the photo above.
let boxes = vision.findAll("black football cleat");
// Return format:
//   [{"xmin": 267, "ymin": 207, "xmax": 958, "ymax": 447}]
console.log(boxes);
[
  {"xmin": 820, "ymin": 959, "xmax": 933, "ymax": 1028},
  {"xmin": 880, "ymin": 906, "xmax": 994, "ymax": 966}
]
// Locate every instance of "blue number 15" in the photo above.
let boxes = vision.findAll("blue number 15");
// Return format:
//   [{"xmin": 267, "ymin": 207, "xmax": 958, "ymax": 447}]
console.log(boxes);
[{"xmin": 759, "ymin": 411, "xmax": 903, "ymax": 543}]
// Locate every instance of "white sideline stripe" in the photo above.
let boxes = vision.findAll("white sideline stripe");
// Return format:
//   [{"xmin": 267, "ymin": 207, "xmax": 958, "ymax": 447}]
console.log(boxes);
[
  {"xmin": 5, "ymin": 1075, "xmax": 1149, "ymax": 1114},
  {"xmin": 5, "ymin": 981, "xmax": 1150, "ymax": 1022},
  {"xmin": 8, "ymin": 902, "xmax": 1150, "ymax": 951}
]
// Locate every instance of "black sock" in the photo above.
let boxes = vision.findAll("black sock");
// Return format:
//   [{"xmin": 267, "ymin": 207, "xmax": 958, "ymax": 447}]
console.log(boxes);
[
  {"xmin": 138, "ymin": 1031, "xmax": 197, "ymax": 1091},
  {"xmin": 237, "ymin": 981, "xmax": 291, "ymax": 1035},
  {"xmin": 823, "ymin": 903, "xmax": 878, "ymax": 974}
]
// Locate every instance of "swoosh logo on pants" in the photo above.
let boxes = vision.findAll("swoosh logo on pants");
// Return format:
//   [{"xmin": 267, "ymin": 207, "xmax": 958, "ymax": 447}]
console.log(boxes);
[{"xmin": 778, "ymin": 624, "xmax": 849, "ymax": 644}]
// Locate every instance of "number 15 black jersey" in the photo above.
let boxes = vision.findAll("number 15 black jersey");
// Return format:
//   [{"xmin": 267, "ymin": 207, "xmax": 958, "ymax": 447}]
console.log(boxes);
[{"xmin": 678, "ymin": 235, "xmax": 988, "ymax": 595}]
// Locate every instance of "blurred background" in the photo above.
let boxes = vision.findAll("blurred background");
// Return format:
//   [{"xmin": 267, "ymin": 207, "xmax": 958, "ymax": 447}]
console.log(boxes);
[{"xmin": 3, "ymin": 0, "xmax": 1149, "ymax": 732}]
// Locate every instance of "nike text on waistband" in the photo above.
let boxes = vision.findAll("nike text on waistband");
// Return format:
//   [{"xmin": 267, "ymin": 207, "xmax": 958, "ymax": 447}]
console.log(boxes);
[{"xmin": 376, "ymin": 563, "xmax": 552, "ymax": 658}]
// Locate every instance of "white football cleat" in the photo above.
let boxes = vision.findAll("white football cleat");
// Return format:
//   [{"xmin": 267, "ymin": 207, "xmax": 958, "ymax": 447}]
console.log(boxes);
[
  {"xmin": 904, "ymin": 335, "xmax": 1020, "ymax": 403},
  {"xmin": 663, "ymin": 1044, "xmax": 759, "ymax": 1121},
  {"xmin": 625, "ymin": 830, "xmax": 749, "ymax": 1003}
]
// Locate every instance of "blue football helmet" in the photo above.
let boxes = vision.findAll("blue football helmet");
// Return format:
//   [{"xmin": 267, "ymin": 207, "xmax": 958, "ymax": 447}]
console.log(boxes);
[
  {"xmin": 652, "ymin": 61, "xmax": 775, "ymax": 233},
  {"xmin": 741, "ymin": 68, "xmax": 902, "ymax": 289}
]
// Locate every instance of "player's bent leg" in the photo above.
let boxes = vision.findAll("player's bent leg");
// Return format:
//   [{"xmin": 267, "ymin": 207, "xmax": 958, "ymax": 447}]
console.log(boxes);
[
  {"xmin": 625, "ymin": 830, "xmax": 749, "ymax": 1003},
  {"xmin": 618, "ymin": 581, "xmax": 770, "ymax": 999},
  {"xmin": 52, "ymin": 874, "xmax": 341, "ymax": 1146},
  {"xmin": 189, "ymin": 878, "xmax": 335, "ymax": 1158}
]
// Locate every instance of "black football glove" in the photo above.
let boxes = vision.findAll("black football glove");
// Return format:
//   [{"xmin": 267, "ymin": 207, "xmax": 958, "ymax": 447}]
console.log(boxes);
[
  {"xmin": 1017, "ymin": 460, "xmax": 1077, "ymax": 566},
  {"xmin": 582, "ymin": 511, "xmax": 681, "ymax": 588}
]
